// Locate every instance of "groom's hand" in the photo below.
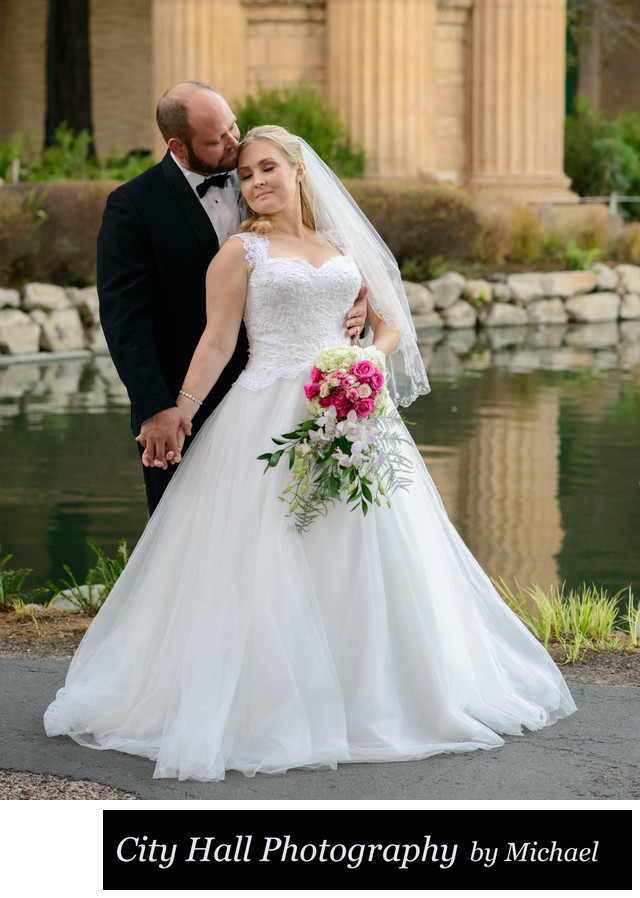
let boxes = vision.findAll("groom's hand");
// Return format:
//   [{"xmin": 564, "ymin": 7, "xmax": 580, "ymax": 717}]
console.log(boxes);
[
  {"xmin": 345, "ymin": 285, "xmax": 368, "ymax": 344},
  {"xmin": 136, "ymin": 407, "xmax": 192, "ymax": 469}
]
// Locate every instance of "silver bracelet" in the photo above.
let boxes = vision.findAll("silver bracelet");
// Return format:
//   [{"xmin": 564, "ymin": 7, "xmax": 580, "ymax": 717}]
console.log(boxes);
[{"xmin": 178, "ymin": 390, "xmax": 203, "ymax": 406}]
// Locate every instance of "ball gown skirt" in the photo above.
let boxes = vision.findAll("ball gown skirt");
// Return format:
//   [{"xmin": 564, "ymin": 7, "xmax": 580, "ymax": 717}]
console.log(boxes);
[{"xmin": 44, "ymin": 370, "xmax": 576, "ymax": 782}]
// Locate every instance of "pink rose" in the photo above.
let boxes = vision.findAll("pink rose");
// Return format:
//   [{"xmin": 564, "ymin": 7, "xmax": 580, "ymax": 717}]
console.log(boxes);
[
  {"xmin": 354, "ymin": 397, "xmax": 376, "ymax": 418},
  {"xmin": 368, "ymin": 370, "xmax": 384, "ymax": 392},
  {"xmin": 310, "ymin": 366, "xmax": 324, "ymax": 384},
  {"xmin": 304, "ymin": 383, "xmax": 320, "ymax": 400},
  {"xmin": 330, "ymin": 394, "xmax": 352, "ymax": 417},
  {"xmin": 346, "ymin": 387, "xmax": 361, "ymax": 403},
  {"xmin": 350, "ymin": 360, "xmax": 377, "ymax": 380}
]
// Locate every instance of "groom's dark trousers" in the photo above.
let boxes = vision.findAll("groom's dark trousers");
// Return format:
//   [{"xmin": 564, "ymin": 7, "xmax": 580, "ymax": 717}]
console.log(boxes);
[{"xmin": 97, "ymin": 151, "xmax": 248, "ymax": 514}]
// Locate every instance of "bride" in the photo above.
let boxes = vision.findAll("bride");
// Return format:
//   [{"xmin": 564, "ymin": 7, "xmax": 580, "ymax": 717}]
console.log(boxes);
[{"xmin": 45, "ymin": 126, "xmax": 576, "ymax": 781}]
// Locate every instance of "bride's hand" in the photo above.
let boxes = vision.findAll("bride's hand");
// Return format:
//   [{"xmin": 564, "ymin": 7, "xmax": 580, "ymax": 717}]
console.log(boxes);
[
  {"xmin": 136, "ymin": 408, "xmax": 192, "ymax": 469},
  {"xmin": 345, "ymin": 285, "xmax": 368, "ymax": 344}
]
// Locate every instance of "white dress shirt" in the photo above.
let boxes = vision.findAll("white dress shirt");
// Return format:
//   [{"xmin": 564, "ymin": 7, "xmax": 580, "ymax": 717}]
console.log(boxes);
[{"xmin": 170, "ymin": 152, "xmax": 244, "ymax": 243}]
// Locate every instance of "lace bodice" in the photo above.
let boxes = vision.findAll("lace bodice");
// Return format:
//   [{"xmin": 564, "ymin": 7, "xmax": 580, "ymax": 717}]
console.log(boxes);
[{"xmin": 232, "ymin": 233, "xmax": 361, "ymax": 390}]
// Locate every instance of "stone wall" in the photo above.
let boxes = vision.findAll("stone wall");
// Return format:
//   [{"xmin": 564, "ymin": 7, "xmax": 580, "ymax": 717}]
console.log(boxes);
[
  {"xmin": 0, "ymin": 284, "xmax": 104, "ymax": 356},
  {"xmin": 406, "ymin": 264, "xmax": 640, "ymax": 331},
  {"xmin": 3, "ymin": 264, "xmax": 640, "ymax": 360}
]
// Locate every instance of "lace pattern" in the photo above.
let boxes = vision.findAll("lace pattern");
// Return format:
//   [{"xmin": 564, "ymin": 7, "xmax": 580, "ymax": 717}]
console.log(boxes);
[{"xmin": 231, "ymin": 233, "xmax": 361, "ymax": 391}]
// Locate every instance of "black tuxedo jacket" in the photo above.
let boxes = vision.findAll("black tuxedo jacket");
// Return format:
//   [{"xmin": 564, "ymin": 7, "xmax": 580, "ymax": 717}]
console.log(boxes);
[{"xmin": 97, "ymin": 151, "xmax": 248, "ymax": 440}]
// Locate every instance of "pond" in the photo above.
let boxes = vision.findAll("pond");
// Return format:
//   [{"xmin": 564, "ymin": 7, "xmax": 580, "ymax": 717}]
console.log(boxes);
[{"xmin": 1, "ymin": 319, "xmax": 639, "ymax": 601}]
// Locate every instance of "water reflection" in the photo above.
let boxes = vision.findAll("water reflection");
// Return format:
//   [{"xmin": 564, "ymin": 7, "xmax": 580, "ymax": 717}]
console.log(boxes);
[{"xmin": 1, "ymin": 321, "xmax": 639, "ymax": 596}]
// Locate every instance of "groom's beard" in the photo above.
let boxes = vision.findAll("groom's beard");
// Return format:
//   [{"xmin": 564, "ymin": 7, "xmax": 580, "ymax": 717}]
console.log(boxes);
[{"xmin": 185, "ymin": 142, "xmax": 239, "ymax": 175}]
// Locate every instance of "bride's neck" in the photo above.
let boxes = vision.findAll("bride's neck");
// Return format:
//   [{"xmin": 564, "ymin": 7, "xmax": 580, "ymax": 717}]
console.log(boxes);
[{"xmin": 266, "ymin": 208, "xmax": 307, "ymax": 239}]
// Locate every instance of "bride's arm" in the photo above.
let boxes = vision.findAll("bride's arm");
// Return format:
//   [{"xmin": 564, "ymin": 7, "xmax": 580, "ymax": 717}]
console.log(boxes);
[
  {"xmin": 367, "ymin": 301, "xmax": 400, "ymax": 356},
  {"xmin": 142, "ymin": 239, "xmax": 248, "ymax": 466},
  {"xmin": 176, "ymin": 238, "xmax": 249, "ymax": 422}
]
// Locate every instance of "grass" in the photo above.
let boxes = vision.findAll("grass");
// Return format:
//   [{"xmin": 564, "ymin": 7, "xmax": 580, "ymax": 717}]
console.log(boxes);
[{"xmin": 494, "ymin": 579, "xmax": 638, "ymax": 663}]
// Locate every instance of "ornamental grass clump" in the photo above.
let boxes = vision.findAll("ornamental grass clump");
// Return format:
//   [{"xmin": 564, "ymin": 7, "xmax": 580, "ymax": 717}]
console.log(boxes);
[{"xmin": 494, "ymin": 579, "xmax": 638, "ymax": 663}]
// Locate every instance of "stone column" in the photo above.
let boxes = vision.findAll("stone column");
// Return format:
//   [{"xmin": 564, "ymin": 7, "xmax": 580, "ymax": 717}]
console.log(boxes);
[
  {"xmin": 326, "ymin": 0, "xmax": 438, "ymax": 179},
  {"xmin": 468, "ymin": 0, "xmax": 575, "ymax": 201},
  {"xmin": 151, "ymin": 0, "xmax": 246, "ymax": 157}
]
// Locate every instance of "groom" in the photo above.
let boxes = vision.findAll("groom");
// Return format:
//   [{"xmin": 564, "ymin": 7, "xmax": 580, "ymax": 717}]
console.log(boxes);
[{"xmin": 97, "ymin": 81, "xmax": 367, "ymax": 514}]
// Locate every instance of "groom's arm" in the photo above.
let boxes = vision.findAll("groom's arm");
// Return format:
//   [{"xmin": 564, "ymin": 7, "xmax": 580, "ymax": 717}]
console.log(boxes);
[{"xmin": 97, "ymin": 188, "xmax": 190, "ymax": 463}]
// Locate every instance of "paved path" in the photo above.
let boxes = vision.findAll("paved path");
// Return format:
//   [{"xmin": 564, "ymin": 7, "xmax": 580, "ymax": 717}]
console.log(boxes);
[{"xmin": 2, "ymin": 658, "xmax": 639, "ymax": 800}]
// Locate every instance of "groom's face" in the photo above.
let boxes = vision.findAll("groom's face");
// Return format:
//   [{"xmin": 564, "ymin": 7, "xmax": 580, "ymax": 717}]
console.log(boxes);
[{"xmin": 183, "ymin": 92, "xmax": 240, "ymax": 175}]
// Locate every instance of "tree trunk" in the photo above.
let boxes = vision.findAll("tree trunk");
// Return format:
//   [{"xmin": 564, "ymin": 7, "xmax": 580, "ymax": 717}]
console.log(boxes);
[{"xmin": 45, "ymin": 0, "xmax": 94, "ymax": 148}]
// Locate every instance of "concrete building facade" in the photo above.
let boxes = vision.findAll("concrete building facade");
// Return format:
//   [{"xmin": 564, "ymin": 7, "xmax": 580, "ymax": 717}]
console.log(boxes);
[{"xmin": 1, "ymin": 0, "xmax": 575, "ymax": 199}]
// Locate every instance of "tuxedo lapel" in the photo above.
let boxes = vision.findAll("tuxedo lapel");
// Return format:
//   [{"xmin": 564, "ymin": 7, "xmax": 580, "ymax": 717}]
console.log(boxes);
[{"xmin": 161, "ymin": 152, "xmax": 220, "ymax": 255}]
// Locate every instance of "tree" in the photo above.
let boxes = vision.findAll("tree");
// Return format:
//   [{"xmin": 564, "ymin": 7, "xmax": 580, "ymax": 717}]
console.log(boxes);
[
  {"xmin": 45, "ymin": 0, "xmax": 94, "ymax": 150},
  {"xmin": 235, "ymin": 81, "xmax": 366, "ymax": 178}
]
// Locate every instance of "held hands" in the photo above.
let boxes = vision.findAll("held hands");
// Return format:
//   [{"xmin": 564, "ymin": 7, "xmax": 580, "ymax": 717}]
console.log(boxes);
[
  {"xmin": 344, "ymin": 285, "xmax": 368, "ymax": 344},
  {"xmin": 136, "ymin": 407, "xmax": 193, "ymax": 469}
]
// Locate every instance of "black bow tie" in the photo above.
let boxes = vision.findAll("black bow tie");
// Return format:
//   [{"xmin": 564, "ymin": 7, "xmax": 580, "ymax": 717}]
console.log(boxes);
[{"xmin": 196, "ymin": 172, "xmax": 231, "ymax": 197}]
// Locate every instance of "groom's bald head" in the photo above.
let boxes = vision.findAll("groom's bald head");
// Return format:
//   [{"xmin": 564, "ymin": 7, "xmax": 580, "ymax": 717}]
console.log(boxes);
[
  {"xmin": 157, "ymin": 82, "xmax": 240, "ymax": 175},
  {"xmin": 156, "ymin": 81, "xmax": 222, "ymax": 145}
]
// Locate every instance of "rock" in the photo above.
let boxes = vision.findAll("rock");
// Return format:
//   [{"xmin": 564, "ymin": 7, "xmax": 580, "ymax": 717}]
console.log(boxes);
[
  {"xmin": 66, "ymin": 286, "xmax": 100, "ymax": 326},
  {"xmin": 615, "ymin": 264, "xmax": 640, "ymax": 294},
  {"xmin": 0, "ymin": 308, "xmax": 42, "ymax": 354},
  {"xmin": 565, "ymin": 292, "xmax": 621, "ymax": 323},
  {"xmin": 425, "ymin": 272, "xmax": 465, "ymax": 310},
  {"xmin": 506, "ymin": 273, "xmax": 544, "ymax": 305},
  {"xmin": 490, "ymin": 282, "xmax": 511, "ymax": 303},
  {"xmin": 620, "ymin": 320, "xmax": 640, "ymax": 344},
  {"xmin": 413, "ymin": 310, "xmax": 444, "ymax": 330},
  {"xmin": 619, "ymin": 293, "xmax": 640, "ymax": 320},
  {"xmin": 52, "ymin": 584, "xmax": 106, "ymax": 611},
  {"xmin": 33, "ymin": 307, "xmax": 86, "ymax": 351},
  {"xmin": 441, "ymin": 299, "xmax": 477, "ymax": 329},
  {"xmin": 0, "ymin": 288, "xmax": 20, "ymax": 309},
  {"xmin": 402, "ymin": 281, "xmax": 434, "ymax": 315},
  {"xmin": 478, "ymin": 303, "xmax": 528, "ymax": 327},
  {"xmin": 591, "ymin": 262, "xmax": 619, "ymax": 292},
  {"xmin": 462, "ymin": 279, "xmax": 492, "ymax": 306},
  {"xmin": 526, "ymin": 298, "xmax": 569, "ymax": 325},
  {"xmin": 22, "ymin": 282, "xmax": 72, "ymax": 312},
  {"xmin": 86, "ymin": 322, "xmax": 110, "ymax": 353},
  {"xmin": 540, "ymin": 270, "xmax": 597, "ymax": 298}
]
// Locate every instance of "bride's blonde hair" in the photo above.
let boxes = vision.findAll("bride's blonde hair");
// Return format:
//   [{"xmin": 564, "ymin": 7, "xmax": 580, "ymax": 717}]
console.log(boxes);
[{"xmin": 237, "ymin": 125, "xmax": 316, "ymax": 235}]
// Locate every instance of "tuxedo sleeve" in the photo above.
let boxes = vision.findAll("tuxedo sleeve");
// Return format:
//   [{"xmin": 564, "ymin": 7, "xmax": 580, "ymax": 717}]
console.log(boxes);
[{"xmin": 97, "ymin": 188, "xmax": 176, "ymax": 433}]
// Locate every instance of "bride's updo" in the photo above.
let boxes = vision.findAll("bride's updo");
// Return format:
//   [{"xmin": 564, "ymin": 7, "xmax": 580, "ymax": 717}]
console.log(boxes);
[{"xmin": 237, "ymin": 125, "xmax": 316, "ymax": 235}]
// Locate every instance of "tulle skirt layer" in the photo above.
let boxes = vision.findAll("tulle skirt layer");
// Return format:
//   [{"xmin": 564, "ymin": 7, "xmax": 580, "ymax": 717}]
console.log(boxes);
[{"xmin": 44, "ymin": 373, "xmax": 576, "ymax": 781}]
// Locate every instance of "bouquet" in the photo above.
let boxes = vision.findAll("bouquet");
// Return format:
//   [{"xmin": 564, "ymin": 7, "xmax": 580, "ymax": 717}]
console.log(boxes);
[{"xmin": 259, "ymin": 346, "xmax": 412, "ymax": 531}]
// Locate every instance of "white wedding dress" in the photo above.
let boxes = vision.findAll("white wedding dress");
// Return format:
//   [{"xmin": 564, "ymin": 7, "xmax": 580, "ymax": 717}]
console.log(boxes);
[{"xmin": 45, "ymin": 233, "xmax": 576, "ymax": 781}]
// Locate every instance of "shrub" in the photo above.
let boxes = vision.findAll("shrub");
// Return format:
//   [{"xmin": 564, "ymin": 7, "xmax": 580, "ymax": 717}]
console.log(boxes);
[
  {"xmin": 344, "ymin": 181, "xmax": 482, "ymax": 280},
  {"xmin": 0, "ymin": 554, "xmax": 49, "ymax": 607},
  {"xmin": 235, "ymin": 81, "xmax": 366, "ymax": 178},
  {"xmin": 0, "ymin": 125, "xmax": 154, "ymax": 183},
  {"xmin": 0, "ymin": 189, "xmax": 48, "ymax": 284},
  {"xmin": 564, "ymin": 98, "xmax": 640, "ymax": 216},
  {"xmin": 0, "ymin": 181, "xmax": 114, "ymax": 286}
]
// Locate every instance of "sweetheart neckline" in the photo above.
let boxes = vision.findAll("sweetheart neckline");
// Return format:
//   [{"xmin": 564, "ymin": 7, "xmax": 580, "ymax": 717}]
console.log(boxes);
[{"xmin": 265, "ymin": 254, "xmax": 347, "ymax": 272}]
